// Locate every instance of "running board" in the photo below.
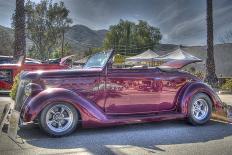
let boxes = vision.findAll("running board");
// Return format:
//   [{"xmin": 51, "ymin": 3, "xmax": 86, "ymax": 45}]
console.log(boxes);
[{"xmin": 104, "ymin": 112, "xmax": 186, "ymax": 126}]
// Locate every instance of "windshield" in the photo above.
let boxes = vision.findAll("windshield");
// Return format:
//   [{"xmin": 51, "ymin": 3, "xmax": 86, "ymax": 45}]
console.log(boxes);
[{"xmin": 83, "ymin": 51, "xmax": 112, "ymax": 69}]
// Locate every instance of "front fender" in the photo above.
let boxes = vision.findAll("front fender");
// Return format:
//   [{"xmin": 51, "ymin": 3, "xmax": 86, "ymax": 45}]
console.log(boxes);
[
  {"xmin": 177, "ymin": 82, "xmax": 223, "ymax": 116},
  {"xmin": 22, "ymin": 88, "xmax": 107, "ymax": 127}
]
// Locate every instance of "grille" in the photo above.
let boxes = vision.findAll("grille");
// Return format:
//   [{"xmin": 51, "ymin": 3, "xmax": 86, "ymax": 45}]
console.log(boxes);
[{"xmin": 15, "ymin": 80, "xmax": 26, "ymax": 111}]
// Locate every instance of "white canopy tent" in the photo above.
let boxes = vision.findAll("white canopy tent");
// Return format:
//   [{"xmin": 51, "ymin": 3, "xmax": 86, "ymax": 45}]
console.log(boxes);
[
  {"xmin": 124, "ymin": 48, "xmax": 201, "ymax": 67},
  {"xmin": 157, "ymin": 48, "xmax": 201, "ymax": 61},
  {"xmin": 126, "ymin": 49, "xmax": 159, "ymax": 62}
]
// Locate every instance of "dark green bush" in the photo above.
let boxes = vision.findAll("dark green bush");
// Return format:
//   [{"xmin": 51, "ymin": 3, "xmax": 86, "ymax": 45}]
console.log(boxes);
[
  {"xmin": 222, "ymin": 79, "xmax": 232, "ymax": 91},
  {"xmin": 10, "ymin": 74, "xmax": 20, "ymax": 101},
  {"xmin": 193, "ymin": 71, "xmax": 204, "ymax": 80}
]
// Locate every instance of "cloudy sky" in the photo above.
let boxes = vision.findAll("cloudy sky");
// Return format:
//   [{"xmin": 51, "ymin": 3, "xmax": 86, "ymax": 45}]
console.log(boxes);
[{"xmin": 0, "ymin": 0, "xmax": 232, "ymax": 45}]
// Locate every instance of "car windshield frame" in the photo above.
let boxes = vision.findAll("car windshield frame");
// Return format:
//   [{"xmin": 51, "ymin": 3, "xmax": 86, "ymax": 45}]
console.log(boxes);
[{"xmin": 83, "ymin": 50, "xmax": 113, "ymax": 69}]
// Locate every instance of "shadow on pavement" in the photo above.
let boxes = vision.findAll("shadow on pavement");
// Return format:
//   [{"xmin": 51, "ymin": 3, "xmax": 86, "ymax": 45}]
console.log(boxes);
[{"xmin": 17, "ymin": 120, "xmax": 232, "ymax": 155}]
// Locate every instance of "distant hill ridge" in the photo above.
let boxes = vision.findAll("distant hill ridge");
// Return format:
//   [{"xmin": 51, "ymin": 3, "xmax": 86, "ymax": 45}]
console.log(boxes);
[
  {"xmin": 0, "ymin": 24, "xmax": 232, "ymax": 76},
  {"xmin": 65, "ymin": 24, "xmax": 108, "ymax": 52},
  {"xmin": 0, "ymin": 25, "xmax": 14, "ymax": 55}
]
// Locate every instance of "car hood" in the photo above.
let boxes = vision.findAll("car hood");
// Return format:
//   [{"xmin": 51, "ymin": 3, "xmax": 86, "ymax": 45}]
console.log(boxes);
[{"xmin": 21, "ymin": 68, "xmax": 102, "ymax": 80}]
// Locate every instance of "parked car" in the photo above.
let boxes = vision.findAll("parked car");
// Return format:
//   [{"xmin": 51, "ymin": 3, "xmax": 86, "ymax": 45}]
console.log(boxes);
[
  {"xmin": 0, "ymin": 56, "xmax": 43, "ymax": 64},
  {"xmin": 0, "ymin": 55, "xmax": 13, "ymax": 64},
  {"xmin": 15, "ymin": 50, "xmax": 225, "ymax": 136},
  {"xmin": 0, "ymin": 56, "xmax": 71, "ymax": 92}
]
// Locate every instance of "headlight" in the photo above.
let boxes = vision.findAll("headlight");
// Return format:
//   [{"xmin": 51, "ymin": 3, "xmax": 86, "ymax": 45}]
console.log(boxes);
[{"xmin": 24, "ymin": 83, "xmax": 32, "ymax": 96}]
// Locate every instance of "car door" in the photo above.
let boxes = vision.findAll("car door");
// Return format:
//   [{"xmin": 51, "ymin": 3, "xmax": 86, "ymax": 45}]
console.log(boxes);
[
  {"xmin": 104, "ymin": 68, "xmax": 161, "ymax": 114},
  {"xmin": 157, "ymin": 71, "xmax": 188, "ymax": 111}
]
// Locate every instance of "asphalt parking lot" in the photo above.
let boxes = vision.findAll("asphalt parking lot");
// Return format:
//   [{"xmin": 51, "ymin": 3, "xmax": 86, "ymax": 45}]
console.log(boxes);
[{"xmin": 1, "ymin": 95, "xmax": 232, "ymax": 155}]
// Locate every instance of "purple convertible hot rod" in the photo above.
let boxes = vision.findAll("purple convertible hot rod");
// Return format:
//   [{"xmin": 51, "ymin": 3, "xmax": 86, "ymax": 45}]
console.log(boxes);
[{"xmin": 15, "ymin": 50, "xmax": 224, "ymax": 136}]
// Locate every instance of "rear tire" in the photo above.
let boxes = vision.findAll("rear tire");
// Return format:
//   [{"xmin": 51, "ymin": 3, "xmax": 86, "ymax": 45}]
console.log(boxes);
[
  {"xmin": 188, "ymin": 93, "xmax": 212, "ymax": 125},
  {"xmin": 39, "ymin": 102, "xmax": 78, "ymax": 137}
]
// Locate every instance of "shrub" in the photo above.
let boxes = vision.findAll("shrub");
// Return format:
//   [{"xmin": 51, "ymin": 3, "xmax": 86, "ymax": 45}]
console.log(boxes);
[
  {"xmin": 10, "ymin": 74, "xmax": 20, "ymax": 101},
  {"xmin": 184, "ymin": 66, "xmax": 204, "ymax": 80},
  {"xmin": 222, "ymin": 79, "xmax": 232, "ymax": 91},
  {"xmin": 194, "ymin": 71, "xmax": 204, "ymax": 80}
]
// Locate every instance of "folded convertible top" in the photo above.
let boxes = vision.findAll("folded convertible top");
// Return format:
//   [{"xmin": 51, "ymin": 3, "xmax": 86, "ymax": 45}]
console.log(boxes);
[{"xmin": 159, "ymin": 59, "xmax": 202, "ymax": 69}]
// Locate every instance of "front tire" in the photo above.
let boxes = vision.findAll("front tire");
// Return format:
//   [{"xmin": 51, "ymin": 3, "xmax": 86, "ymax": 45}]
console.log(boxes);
[
  {"xmin": 39, "ymin": 102, "xmax": 78, "ymax": 137},
  {"xmin": 188, "ymin": 93, "xmax": 212, "ymax": 125}
]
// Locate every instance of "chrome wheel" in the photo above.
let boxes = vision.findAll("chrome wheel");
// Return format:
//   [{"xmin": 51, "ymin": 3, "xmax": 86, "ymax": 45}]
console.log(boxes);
[
  {"xmin": 191, "ymin": 99, "xmax": 209, "ymax": 121},
  {"xmin": 45, "ymin": 104, "xmax": 74, "ymax": 133}
]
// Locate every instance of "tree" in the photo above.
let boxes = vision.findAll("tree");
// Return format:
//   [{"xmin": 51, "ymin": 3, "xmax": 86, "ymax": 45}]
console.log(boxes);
[
  {"xmin": 51, "ymin": 42, "xmax": 72, "ymax": 58},
  {"xmin": 103, "ymin": 19, "xmax": 162, "ymax": 55},
  {"xmin": 0, "ymin": 27, "xmax": 14, "ymax": 55},
  {"xmin": 205, "ymin": 0, "xmax": 218, "ymax": 87},
  {"xmin": 13, "ymin": 0, "xmax": 26, "ymax": 61},
  {"xmin": 13, "ymin": 0, "xmax": 72, "ymax": 60}
]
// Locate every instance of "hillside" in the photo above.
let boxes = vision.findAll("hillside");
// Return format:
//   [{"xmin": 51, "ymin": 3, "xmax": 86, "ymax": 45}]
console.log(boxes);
[
  {"xmin": 0, "ymin": 24, "xmax": 232, "ymax": 76},
  {"xmin": 65, "ymin": 25, "xmax": 108, "ymax": 53},
  {"xmin": 0, "ymin": 24, "xmax": 108, "ymax": 55},
  {"xmin": 0, "ymin": 25, "xmax": 14, "ymax": 55}
]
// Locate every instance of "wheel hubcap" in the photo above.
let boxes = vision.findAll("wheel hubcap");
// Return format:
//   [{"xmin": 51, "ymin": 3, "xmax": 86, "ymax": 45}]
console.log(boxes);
[
  {"xmin": 46, "ymin": 104, "xmax": 74, "ymax": 133},
  {"xmin": 192, "ymin": 99, "xmax": 209, "ymax": 121}
]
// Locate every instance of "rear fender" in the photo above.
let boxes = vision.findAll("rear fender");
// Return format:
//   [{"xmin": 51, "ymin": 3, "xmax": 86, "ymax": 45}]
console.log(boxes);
[
  {"xmin": 22, "ymin": 88, "xmax": 107, "ymax": 127},
  {"xmin": 177, "ymin": 82, "xmax": 223, "ymax": 116}
]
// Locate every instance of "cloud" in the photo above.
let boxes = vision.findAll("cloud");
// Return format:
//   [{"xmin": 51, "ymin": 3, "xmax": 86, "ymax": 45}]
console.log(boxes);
[
  {"xmin": 0, "ymin": 0, "xmax": 15, "ymax": 27},
  {"xmin": 156, "ymin": 0, "xmax": 232, "ymax": 45},
  {"xmin": 0, "ymin": 0, "xmax": 231, "ymax": 45}
]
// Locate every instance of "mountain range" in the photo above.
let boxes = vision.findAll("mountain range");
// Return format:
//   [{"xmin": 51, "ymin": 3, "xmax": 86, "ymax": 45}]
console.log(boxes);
[
  {"xmin": 65, "ymin": 25, "xmax": 108, "ymax": 53},
  {"xmin": 0, "ymin": 25, "xmax": 14, "ymax": 55},
  {"xmin": 0, "ymin": 24, "xmax": 232, "ymax": 76}
]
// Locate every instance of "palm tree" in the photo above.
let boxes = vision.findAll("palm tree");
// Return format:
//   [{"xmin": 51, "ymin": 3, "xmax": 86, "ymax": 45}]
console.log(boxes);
[
  {"xmin": 14, "ymin": 0, "xmax": 26, "ymax": 61},
  {"xmin": 205, "ymin": 0, "xmax": 218, "ymax": 87}
]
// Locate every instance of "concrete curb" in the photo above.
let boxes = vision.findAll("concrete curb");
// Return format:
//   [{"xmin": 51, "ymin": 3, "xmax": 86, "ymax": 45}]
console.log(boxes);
[{"xmin": 0, "ymin": 102, "xmax": 11, "ymax": 135}]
